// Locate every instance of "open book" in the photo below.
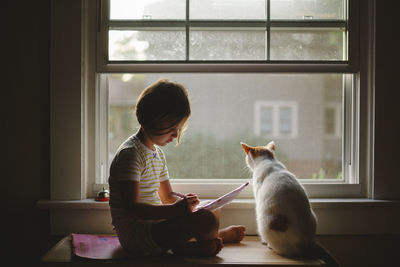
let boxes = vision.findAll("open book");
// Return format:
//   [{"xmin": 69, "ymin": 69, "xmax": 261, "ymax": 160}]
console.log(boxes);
[{"xmin": 197, "ymin": 181, "xmax": 249, "ymax": 211}]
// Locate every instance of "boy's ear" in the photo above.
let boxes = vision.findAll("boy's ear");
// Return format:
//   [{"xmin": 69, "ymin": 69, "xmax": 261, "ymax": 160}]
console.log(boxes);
[
  {"xmin": 266, "ymin": 141, "xmax": 276, "ymax": 152},
  {"xmin": 241, "ymin": 142, "xmax": 251, "ymax": 155}
]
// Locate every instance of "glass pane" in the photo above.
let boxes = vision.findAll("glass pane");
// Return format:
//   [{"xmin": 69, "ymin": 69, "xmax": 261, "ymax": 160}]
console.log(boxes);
[
  {"xmin": 270, "ymin": 29, "xmax": 345, "ymax": 60},
  {"xmin": 190, "ymin": 0, "xmax": 266, "ymax": 20},
  {"xmin": 110, "ymin": 0, "xmax": 185, "ymax": 20},
  {"xmin": 109, "ymin": 30, "xmax": 185, "ymax": 60},
  {"xmin": 190, "ymin": 30, "xmax": 266, "ymax": 60},
  {"xmin": 279, "ymin": 107, "xmax": 292, "ymax": 134},
  {"xmin": 260, "ymin": 107, "xmax": 273, "ymax": 135},
  {"xmin": 271, "ymin": 0, "xmax": 345, "ymax": 20},
  {"xmin": 107, "ymin": 73, "xmax": 344, "ymax": 180}
]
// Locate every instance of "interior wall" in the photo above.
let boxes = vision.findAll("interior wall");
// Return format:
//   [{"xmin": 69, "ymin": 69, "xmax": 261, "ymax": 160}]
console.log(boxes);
[
  {"xmin": 373, "ymin": 0, "xmax": 400, "ymax": 200},
  {"xmin": 4, "ymin": 1, "xmax": 51, "ymax": 265}
]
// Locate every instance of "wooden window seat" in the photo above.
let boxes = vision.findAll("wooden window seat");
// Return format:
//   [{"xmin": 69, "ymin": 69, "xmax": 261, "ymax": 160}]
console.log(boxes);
[{"xmin": 41, "ymin": 235, "xmax": 325, "ymax": 267}]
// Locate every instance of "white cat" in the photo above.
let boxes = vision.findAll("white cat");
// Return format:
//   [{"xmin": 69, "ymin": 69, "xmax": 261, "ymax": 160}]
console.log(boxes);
[{"xmin": 241, "ymin": 141, "xmax": 337, "ymax": 266}]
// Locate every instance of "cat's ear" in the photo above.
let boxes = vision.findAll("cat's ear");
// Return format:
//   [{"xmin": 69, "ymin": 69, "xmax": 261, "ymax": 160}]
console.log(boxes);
[
  {"xmin": 266, "ymin": 141, "xmax": 276, "ymax": 152},
  {"xmin": 241, "ymin": 142, "xmax": 252, "ymax": 155}
]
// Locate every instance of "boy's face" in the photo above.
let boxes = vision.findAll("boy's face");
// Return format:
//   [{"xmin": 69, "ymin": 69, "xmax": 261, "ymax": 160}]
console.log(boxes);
[{"xmin": 148, "ymin": 117, "xmax": 188, "ymax": 147}]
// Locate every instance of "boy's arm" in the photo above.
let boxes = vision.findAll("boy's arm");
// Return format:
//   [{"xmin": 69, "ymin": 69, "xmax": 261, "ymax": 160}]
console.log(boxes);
[
  {"xmin": 158, "ymin": 180, "xmax": 180, "ymax": 204},
  {"xmin": 159, "ymin": 180, "xmax": 200, "ymax": 209},
  {"xmin": 119, "ymin": 180, "xmax": 190, "ymax": 220}
]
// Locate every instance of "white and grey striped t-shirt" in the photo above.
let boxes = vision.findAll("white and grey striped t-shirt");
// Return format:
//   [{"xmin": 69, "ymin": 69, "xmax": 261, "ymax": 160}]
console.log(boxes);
[{"xmin": 108, "ymin": 135, "xmax": 169, "ymax": 213}]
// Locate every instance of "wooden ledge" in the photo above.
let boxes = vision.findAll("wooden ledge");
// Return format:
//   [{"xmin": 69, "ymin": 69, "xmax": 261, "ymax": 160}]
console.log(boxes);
[{"xmin": 41, "ymin": 235, "xmax": 325, "ymax": 266}]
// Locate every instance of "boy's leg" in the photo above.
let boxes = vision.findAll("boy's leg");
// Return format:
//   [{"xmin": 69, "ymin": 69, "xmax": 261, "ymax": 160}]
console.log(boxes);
[
  {"xmin": 151, "ymin": 209, "xmax": 222, "ymax": 256},
  {"xmin": 218, "ymin": 225, "xmax": 246, "ymax": 243},
  {"xmin": 213, "ymin": 208, "xmax": 246, "ymax": 243}
]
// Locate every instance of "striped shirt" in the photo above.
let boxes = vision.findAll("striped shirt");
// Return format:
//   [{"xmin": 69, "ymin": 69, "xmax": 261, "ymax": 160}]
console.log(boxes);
[{"xmin": 108, "ymin": 135, "xmax": 169, "ymax": 214}]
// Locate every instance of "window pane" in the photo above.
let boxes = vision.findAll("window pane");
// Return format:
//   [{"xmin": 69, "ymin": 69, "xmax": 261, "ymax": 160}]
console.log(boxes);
[
  {"xmin": 279, "ymin": 106, "xmax": 292, "ymax": 134},
  {"xmin": 260, "ymin": 107, "xmax": 273, "ymax": 135},
  {"xmin": 109, "ymin": 30, "xmax": 186, "ymax": 60},
  {"xmin": 190, "ymin": 30, "xmax": 266, "ymax": 60},
  {"xmin": 190, "ymin": 0, "xmax": 266, "ymax": 20},
  {"xmin": 271, "ymin": 0, "xmax": 345, "ymax": 20},
  {"xmin": 110, "ymin": 0, "xmax": 185, "ymax": 20},
  {"xmin": 270, "ymin": 29, "xmax": 345, "ymax": 60},
  {"xmin": 107, "ymin": 73, "xmax": 344, "ymax": 180}
]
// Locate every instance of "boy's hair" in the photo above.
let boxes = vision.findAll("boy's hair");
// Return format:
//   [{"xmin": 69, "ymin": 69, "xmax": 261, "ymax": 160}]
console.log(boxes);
[{"xmin": 135, "ymin": 79, "xmax": 191, "ymax": 143}]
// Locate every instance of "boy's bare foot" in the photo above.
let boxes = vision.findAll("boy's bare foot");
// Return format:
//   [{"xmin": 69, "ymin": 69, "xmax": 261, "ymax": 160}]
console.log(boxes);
[
  {"xmin": 218, "ymin": 225, "xmax": 246, "ymax": 243},
  {"xmin": 174, "ymin": 238, "xmax": 223, "ymax": 257}
]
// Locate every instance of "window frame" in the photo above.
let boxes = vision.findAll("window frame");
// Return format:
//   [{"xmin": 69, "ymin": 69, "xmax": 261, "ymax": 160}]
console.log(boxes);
[
  {"xmin": 97, "ymin": 0, "xmax": 360, "ymax": 72},
  {"xmin": 50, "ymin": 0, "xmax": 373, "ymax": 201},
  {"xmin": 89, "ymin": 0, "xmax": 367, "ymax": 199}
]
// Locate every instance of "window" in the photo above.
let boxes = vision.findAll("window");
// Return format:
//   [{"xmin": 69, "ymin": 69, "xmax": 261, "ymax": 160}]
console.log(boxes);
[
  {"xmin": 89, "ymin": 0, "xmax": 367, "ymax": 198},
  {"xmin": 254, "ymin": 101, "xmax": 298, "ymax": 138}
]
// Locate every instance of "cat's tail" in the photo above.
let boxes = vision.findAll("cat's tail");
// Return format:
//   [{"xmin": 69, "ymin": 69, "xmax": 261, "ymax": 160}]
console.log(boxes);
[{"xmin": 306, "ymin": 242, "xmax": 339, "ymax": 267}]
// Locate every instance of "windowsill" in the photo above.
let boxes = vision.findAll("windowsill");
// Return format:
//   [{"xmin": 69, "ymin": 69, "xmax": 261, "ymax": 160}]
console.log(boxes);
[
  {"xmin": 37, "ymin": 198, "xmax": 400, "ymax": 236},
  {"xmin": 37, "ymin": 197, "xmax": 400, "ymax": 210}
]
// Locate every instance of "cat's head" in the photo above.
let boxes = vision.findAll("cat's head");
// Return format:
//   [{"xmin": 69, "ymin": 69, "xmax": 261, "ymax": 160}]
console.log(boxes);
[{"xmin": 240, "ymin": 141, "xmax": 276, "ymax": 170}]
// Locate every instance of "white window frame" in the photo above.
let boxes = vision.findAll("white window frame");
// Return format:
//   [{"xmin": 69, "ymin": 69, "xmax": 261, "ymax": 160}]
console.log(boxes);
[
  {"xmin": 254, "ymin": 101, "xmax": 298, "ymax": 138},
  {"xmin": 50, "ymin": 0, "xmax": 374, "ymax": 201}
]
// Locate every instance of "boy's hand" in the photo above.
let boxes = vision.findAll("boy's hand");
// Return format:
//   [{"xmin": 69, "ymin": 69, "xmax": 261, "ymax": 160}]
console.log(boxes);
[
  {"xmin": 185, "ymin": 193, "xmax": 200, "ymax": 211},
  {"xmin": 173, "ymin": 194, "xmax": 199, "ymax": 216}
]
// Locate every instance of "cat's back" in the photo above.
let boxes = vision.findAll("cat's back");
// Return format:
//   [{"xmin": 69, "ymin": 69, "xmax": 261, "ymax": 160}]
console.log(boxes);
[
  {"xmin": 259, "ymin": 166, "xmax": 308, "ymax": 201},
  {"xmin": 258, "ymin": 167, "xmax": 314, "ymax": 224}
]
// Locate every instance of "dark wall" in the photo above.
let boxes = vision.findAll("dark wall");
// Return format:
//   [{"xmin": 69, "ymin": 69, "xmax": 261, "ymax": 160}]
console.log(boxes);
[
  {"xmin": 2, "ymin": 0, "xmax": 399, "ymax": 266},
  {"xmin": 4, "ymin": 1, "xmax": 51, "ymax": 265},
  {"xmin": 373, "ymin": 0, "xmax": 400, "ymax": 199}
]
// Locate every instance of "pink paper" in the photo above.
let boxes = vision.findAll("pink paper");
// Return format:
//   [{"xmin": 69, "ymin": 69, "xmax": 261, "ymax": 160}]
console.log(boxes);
[
  {"xmin": 198, "ymin": 181, "xmax": 249, "ymax": 211},
  {"xmin": 72, "ymin": 233, "xmax": 130, "ymax": 259}
]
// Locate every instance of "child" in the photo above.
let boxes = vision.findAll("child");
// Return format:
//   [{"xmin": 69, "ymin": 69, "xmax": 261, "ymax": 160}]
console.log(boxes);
[{"xmin": 108, "ymin": 79, "xmax": 246, "ymax": 257}]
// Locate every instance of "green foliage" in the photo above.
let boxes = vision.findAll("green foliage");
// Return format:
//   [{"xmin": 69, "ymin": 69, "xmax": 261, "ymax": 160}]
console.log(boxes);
[
  {"xmin": 163, "ymin": 132, "xmax": 286, "ymax": 179},
  {"xmin": 312, "ymin": 168, "xmax": 326, "ymax": 179},
  {"xmin": 312, "ymin": 168, "xmax": 342, "ymax": 179}
]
